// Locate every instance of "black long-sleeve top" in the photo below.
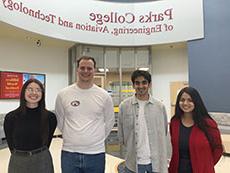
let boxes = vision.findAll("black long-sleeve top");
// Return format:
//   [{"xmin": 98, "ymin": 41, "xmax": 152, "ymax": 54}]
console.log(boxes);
[
  {"xmin": 3, "ymin": 107, "xmax": 57, "ymax": 151},
  {"xmin": 179, "ymin": 121, "xmax": 193, "ymax": 159}
]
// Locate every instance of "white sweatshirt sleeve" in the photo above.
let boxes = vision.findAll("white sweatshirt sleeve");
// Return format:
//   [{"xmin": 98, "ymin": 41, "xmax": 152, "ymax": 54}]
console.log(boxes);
[
  {"xmin": 104, "ymin": 95, "xmax": 115, "ymax": 138},
  {"xmin": 55, "ymin": 93, "xmax": 65, "ymax": 133}
]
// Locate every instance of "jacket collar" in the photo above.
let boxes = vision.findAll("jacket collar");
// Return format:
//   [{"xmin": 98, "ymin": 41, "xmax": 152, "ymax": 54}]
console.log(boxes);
[{"xmin": 131, "ymin": 94, "xmax": 155, "ymax": 105}]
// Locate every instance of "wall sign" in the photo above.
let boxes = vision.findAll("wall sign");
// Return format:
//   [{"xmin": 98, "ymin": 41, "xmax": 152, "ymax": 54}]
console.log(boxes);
[{"xmin": 0, "ymin": 0, "xmax": 204, "ymax": 46}]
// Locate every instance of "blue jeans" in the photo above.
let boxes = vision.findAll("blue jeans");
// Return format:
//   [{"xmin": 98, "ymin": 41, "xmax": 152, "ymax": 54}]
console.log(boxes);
[
  {"xmin": 125, "ymin": 163, "xmax": 157, "ymax": 173},
  {"xmin": 61, "ymin": 150, "xmax": 105, "ymax": 173}
]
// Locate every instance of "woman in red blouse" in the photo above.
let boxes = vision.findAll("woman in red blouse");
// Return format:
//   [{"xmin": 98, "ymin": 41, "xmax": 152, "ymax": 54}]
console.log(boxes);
[{"xmin": 169, "ymin": 87, "xmax": 223, "ymax": 173}]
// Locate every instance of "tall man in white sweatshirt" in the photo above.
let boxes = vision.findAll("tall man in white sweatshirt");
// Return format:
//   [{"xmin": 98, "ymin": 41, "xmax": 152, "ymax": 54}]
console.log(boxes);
[{"xmin": 55, "ymin": 56, "xmax": 115, "ymax": 173}]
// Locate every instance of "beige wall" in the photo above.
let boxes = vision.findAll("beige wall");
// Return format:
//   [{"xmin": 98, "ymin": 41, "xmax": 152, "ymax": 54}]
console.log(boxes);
[{"xmin": 151, "ymin": 43, "xmax": 189, "ymax": 120}]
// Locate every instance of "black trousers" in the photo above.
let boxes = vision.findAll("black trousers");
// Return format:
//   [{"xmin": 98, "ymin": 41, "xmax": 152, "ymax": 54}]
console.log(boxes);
[{"xmin": 178, "ymin": 158, "xmax": 193, "ymax": 173}]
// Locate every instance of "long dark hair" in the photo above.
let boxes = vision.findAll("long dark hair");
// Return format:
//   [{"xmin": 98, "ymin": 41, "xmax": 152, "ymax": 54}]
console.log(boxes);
[
  {"xmin": 17, "ymin": 79, "xmax": 46, "ymax": 114},
  {"xmin": 15, "ymin": 79, "xmax": 49, "ymax": 145},
  {"xmin": 172, "ymin": 86, "xmax": 220, "ymax": 150}
]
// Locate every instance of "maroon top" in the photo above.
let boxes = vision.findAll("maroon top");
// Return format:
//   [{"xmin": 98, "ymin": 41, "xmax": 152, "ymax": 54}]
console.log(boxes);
[{"xmin": 169, "ymin": 117, "xmax": 223, "ymax": 173}]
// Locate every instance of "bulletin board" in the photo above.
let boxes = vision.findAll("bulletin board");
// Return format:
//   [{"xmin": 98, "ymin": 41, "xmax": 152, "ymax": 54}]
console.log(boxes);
[{"xmin": 0, "ymin": 71, "xmax": 45, "ymax": 99}]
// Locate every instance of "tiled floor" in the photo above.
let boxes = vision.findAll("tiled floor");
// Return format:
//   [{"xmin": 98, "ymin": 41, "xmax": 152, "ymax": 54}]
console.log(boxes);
[
  {"xmin": 0, "ymin": 138, "xmax": 124, "ymax": 173},
  {"xmin": 0, "ymin": 137, "xmax": 229, "ymax": 173}
]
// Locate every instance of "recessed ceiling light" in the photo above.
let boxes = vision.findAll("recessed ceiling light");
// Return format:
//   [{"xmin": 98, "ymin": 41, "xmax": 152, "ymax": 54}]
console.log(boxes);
[
  {"xmin": 138, "ymin": 67, "xmax": 149, "ymax": 71},
  {"xmin": 98, "ymin": 68, "xmax": 109, "ymax": 72}
]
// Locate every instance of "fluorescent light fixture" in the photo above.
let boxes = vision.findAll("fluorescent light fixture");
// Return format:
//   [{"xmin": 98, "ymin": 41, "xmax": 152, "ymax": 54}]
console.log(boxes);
[
  {"xmin": 98, "ymin": 68, "xmax": 109, "ymax": 72},
  {"xmin": 138, "ymin": 67, "xmax": 149, "ymax": 71}
]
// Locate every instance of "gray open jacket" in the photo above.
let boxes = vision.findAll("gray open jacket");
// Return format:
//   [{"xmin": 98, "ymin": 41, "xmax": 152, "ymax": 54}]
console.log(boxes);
[{"xmin": 118, "ymin": 95, "xmax": 168, "ymax": 173}]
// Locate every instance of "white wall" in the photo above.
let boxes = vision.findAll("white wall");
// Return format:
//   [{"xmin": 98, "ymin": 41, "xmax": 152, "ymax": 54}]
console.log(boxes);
[
  {"xmin": 0, "ymin": 23, "xmax": 189, "ymax": 118},
  {"xmin": 151, "ymin": 43, "xmax": 188, "ymax": 120},
  {"xmin": 0, "ymin": 34, "xmax": 72, "ymax": 113}
]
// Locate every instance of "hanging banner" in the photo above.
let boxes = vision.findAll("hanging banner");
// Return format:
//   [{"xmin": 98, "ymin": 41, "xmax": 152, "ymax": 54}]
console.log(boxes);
[{"xmin": 0, "ymin": 0, "xmax": 204, "ymax": 46}]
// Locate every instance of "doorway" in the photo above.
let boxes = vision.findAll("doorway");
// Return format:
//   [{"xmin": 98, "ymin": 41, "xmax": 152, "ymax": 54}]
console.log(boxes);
[{"xmin": 170, "ymin": 81, "xmax": 188, "ymax": 116}]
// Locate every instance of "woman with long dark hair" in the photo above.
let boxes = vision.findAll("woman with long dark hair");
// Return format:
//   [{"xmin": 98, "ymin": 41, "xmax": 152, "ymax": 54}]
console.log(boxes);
[
  {"xmin": 168, "ymin": 87, "xmax": 223, "ymax": 173},
  {"xmin": 4, "ymin": 79, "xmax": 57, "ymax": 173}
]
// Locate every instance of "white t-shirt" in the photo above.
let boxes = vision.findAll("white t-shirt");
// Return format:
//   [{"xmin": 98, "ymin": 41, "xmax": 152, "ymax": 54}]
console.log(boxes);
[
  {"xmin": 55, "ymin": 84, "xmax": 114, "ymax": 154},
  {"xmin": 136, "ymin": 99, "xmax": 151, "ymax": 164}
]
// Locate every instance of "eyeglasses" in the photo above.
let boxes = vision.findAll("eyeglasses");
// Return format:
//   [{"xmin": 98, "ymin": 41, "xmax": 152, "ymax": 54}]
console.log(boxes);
[{"xmin": 26, "ymin": 87, "xmax": 42, "ymax": 93}]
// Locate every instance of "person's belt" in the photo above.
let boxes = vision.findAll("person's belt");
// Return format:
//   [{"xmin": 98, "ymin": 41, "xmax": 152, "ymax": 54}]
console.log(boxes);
[{"xmin": 12, "ymin": 146, "xmax": 48, "ymax": 156}]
